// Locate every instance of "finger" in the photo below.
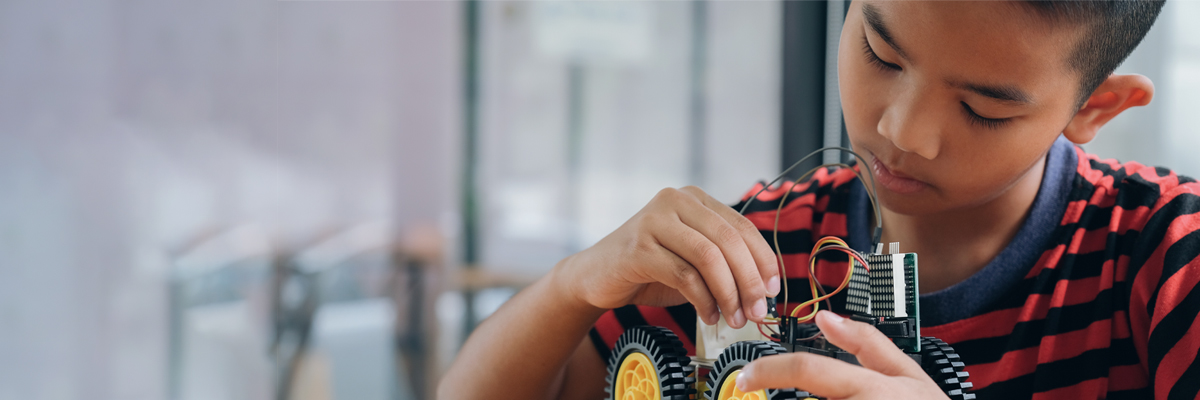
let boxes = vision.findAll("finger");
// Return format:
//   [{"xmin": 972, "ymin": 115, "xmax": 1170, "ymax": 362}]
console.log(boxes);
[
  {"xmin": 681, "ymin": 186, "xmax": 781, "ymax": 297},
  {"xmin": 815, "ymin": 311, "xmax": 927, "ymax": 380},
  {"xmin": 672, "ymin": 187, "xmax": 769, "ymax": 323},
  {"xmin": 652, "ymin": 216, "xmax": 747, "ymax": 328},
  {"xmin": 646, "ymin": 244, "xmax": 721, "ymax": 325},
  {"xmin": 735, "ymin": 349, "xmax": 885, "ymax": 398}
]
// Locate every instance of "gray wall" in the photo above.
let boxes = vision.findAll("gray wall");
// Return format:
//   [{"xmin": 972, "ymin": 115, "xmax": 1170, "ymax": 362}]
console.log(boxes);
[{"xmin": 0, "ymin": 1, "xmax": 459, "ymax": 399}]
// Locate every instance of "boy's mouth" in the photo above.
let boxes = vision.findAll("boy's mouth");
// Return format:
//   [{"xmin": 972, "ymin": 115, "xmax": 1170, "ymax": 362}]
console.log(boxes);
[{"xmin": 871, "ymin": 157, "xmax": 929, "ymax": 194}]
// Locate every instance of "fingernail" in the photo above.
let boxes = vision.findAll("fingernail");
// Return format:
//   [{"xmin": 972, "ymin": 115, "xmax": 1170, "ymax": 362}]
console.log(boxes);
[
  {"xmin": 732, "ymin": 308, "xmax": 746, "ymax": 328},
  {"xmin": 821, "ymin": 310, "xmax": 844, "ymax": 323},
  {"xmin": 751, "ymin": 299, "xmax": 767, "ymax": 320},
  {"xmin": 736, "ymin": 366, "xmax": 753, "ymax": 391},
  {"xmin": 766, "ymin": 276, "xmax": 781, "ymax": 296},
  {"xmin": 708, "ymin": 310, "xmax": 721, "ymax": 325}
]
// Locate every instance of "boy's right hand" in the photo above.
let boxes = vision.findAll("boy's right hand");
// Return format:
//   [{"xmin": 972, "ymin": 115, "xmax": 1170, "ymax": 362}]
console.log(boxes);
[{"xmin": 553, "ymin": 186, "xmax": 781, "ymax": 329}]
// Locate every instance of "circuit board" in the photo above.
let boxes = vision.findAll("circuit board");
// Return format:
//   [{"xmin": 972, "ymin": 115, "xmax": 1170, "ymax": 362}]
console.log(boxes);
[
  {"xmin": 836, "ymin": 251, "xmax": 922, "ymax": 353},
  {"xmin": 868, "ymin": 252, "xmax": 920, "ymax": 352}
]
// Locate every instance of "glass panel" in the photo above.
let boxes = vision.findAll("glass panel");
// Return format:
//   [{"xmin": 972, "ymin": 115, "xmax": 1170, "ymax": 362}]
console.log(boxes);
[{"xmin": 476, "ymin": 0, "xmax": 783, "ymax": 277}]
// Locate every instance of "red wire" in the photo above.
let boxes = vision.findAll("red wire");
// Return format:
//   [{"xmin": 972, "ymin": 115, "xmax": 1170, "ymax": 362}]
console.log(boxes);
[
  {"xmin": 813, "ymin": 245, "xmax": 870, "ymax": 272},
  {"xmin": 787, "ymin": 244, "xmax": 868, "ymax": 321},
  {"xmin": 757, "ymin": 322, "xmax": 781, "ymax": 341}
]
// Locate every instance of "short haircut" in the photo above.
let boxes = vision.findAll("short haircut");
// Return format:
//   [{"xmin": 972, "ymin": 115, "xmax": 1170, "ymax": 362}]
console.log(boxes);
[{"xmin": 1020, "ymin": 0, "xmax": 1166, "ymax": 109}]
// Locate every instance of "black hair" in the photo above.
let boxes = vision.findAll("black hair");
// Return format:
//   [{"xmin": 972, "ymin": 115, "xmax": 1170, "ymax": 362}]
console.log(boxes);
[{"xmin": 1021, "ymin": 0, "xmax": 1166, "ymax": 109}]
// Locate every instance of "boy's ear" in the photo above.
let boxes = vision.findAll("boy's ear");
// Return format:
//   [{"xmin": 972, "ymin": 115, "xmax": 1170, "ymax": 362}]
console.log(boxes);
[{"xmin": 1062, "ymin": 74, "xmax": 1154, "ymax": 144}]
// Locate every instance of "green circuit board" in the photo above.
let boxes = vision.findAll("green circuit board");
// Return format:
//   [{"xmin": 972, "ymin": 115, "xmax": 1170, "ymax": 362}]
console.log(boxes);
[{"xmin": 852, "ymin": 252, "xmax": 921, "ymax": 353}]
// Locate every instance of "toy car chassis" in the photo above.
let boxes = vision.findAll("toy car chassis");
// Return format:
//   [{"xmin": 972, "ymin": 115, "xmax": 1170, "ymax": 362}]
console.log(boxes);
[{"xmin": 605, "ymin": 251, "xmax": 975, "ymax": 400}]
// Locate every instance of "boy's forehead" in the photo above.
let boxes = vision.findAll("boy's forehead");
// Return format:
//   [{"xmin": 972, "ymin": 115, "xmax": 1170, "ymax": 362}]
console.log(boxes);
[{"xmin": 860, "ymin": 1, "xmax": 1082, "ymax": 107}]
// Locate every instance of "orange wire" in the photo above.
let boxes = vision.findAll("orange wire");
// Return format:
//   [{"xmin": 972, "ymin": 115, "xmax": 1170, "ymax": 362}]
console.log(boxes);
[{"xmin": 789, "ymin": 238, "xmax": 869, "ymax": 321}]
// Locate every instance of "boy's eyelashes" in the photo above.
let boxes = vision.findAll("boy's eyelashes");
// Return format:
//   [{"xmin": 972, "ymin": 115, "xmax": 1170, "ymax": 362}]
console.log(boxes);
[
  {"xmin": 860, "ymin": 33, "xmax": 1013, "ymax": 131},
  {"xmin": 961, "ymin": 102, "xmax": 1012, "ymax": 130},
  {"xmin": 861, "ymin": 35, "xmax": 901, "ymax": 71}
]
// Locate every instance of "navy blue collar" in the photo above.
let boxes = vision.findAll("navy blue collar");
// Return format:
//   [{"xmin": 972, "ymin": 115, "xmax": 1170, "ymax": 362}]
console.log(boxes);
[{"xmin": 845, "ymin": 136, "xmax": 1078, "ymax": 326}]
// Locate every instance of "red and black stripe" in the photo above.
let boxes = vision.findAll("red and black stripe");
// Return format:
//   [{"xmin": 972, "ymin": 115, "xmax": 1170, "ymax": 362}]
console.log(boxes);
[{"xmin": 590, "ymin": 147, "xmax": 1200, "ymax": 399}]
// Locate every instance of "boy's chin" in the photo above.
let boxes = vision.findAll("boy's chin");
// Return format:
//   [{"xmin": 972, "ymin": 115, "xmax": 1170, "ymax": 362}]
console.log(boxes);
[
  {"xmin": 876, "ymin": 190, "xmax": 952, "ymax": 216},
  {"xmin": 877, "ymin": 187, "xmax": 1001, "ymax": 218}
]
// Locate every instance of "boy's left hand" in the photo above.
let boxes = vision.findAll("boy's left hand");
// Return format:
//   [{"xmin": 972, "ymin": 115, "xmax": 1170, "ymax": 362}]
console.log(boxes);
[{"xmin": 735, "ymin": 311, "xmax": 952, "ymax": 400}]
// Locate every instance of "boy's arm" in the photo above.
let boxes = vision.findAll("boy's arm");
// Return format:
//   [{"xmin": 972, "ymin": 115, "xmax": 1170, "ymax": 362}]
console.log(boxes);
[
  {"xmin": 1127, "ymin": 185, "xmax": 1200, "ymax": 399},
  {"xmin": 438, "ymin": 186, "xmax": 782, "ymax": 399},
  {"xmin": 437, "ymin": 267, "xmax": 607, "ymax": 399}
]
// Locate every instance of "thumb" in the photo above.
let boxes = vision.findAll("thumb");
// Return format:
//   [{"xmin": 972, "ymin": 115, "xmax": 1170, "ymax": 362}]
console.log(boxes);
[{"xmin": 814, "ymin": 311, "xmax": 925, "ymax": 379}]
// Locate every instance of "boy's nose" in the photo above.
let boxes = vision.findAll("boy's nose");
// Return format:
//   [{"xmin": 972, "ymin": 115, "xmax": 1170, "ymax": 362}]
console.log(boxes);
[{"xmin": 876, "ymin": 93, "xmax": 942, "ymax": 161}]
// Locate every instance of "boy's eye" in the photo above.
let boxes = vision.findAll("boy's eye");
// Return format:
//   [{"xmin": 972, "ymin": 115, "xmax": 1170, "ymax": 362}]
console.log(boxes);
[
  {"xmin": 861, "ymin": 35, "xmax": 901, "ymax": 72},
  {"xmin": 961, "ymin": 102, "xmax": 1012, "ymax": 130}
]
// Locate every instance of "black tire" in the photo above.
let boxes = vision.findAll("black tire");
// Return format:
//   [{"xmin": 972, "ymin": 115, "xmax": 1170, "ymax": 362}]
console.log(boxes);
[
  {"xmin": 919, "ymin": 337, "xmax": 975, "ymax": 400},
  {"xmin": 606, "ymin": 326, "xmax": 697, "ymax": 400},
  {"xmin": 703, "ymin": 341, "xmax": 801, "ymax": 400}
]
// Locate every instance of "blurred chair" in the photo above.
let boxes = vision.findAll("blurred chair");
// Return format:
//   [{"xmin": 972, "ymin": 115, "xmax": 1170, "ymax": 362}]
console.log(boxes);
[
  {"xmin": 396, "ymin": 224, "xmax": 444, "ymax": 400},
  {"xmin": 168, "ymin": 226, "xmax": 279, "ymax": 400},
  {"xmin": 276, "ymin": 223, "xmax": 442, "ymax": 400}
]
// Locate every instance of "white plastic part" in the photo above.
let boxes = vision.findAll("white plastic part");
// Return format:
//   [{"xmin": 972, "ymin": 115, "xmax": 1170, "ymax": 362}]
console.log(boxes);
[
  {"xmin": 891, "ymin": 256, "xmax": 907, "ymax": 317},
  {"xmin": 695, "ymin": 314, "xmax": 771, "ymax": 360},
  {"xmin": 888, "ymin": 242, "xmax": 900, "ymax": 254}
]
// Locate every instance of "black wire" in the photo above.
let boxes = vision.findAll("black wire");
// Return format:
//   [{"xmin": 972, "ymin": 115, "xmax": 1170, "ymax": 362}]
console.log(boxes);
[{"xmin": 738, "ymin": 147, "xmax": 883, "ymax": 246}]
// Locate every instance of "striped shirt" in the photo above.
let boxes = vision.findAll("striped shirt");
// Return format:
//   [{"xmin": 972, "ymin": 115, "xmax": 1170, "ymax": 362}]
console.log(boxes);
[{"xmin": 590, "ymin": 137, "xmax": 1200, "ymax": 399}]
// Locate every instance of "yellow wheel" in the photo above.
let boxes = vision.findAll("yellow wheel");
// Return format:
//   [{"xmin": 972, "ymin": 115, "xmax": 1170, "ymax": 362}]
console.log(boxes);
[
  {"xmin": 614, "ymin": 352, "xmax": 661, "ymax": 400},
  {"xmin": 606, "ymin": 326, "xmax": 696, "ymax": 400},
  {"xmin": 714, "ymin": 370, "xmax": 768, "ymax": 400},
  {"xmin": 703, "ymin": 341, "xmax": 799, "ymax": 400}
]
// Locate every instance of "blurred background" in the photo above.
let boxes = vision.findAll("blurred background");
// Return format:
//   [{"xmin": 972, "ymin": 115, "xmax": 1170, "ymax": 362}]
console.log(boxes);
[{"xmin": 0, "ymin": 1, "xmax": 1195, "ymax": 399}]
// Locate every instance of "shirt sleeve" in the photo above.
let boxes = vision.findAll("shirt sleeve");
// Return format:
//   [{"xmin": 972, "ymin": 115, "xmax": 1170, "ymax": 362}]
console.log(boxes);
[
  {"xmin": 588, "ymin": 304, "xmax": 698, "ymax": 363},
  {"xmin": 1125, "ymin": 182, "xmax": 1200, "ymax": 400}
]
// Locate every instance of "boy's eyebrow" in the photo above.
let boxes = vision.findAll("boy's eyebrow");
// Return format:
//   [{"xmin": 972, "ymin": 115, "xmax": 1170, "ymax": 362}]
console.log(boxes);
[
  {"xmin": 951, "ymin": 81, "xmax": 1035, "ymax": 105},
  {"xmin": 862, "ymin": 3, "xmax": 908, "ymax": 60},
  {"xmin": 861, "ymin": 3, "xmax": 1034, "ymax": 106}
]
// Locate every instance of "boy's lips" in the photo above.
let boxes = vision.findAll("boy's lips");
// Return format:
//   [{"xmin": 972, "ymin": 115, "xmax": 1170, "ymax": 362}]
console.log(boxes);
[{"xmin": 872, "ymin": 158, "xmax": 929, "ymax": 194}]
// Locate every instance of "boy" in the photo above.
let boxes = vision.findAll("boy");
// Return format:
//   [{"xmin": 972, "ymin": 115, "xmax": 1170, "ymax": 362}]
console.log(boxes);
[{"xmin": 442, "ymin": 1, "xmax": 1191, "ymax": 399}]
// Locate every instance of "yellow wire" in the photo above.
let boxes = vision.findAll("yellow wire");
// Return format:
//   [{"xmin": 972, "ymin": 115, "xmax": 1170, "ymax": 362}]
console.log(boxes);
[
  {"xmin": 790, "ymin": 237, "xmax": 858, "ymax": 320},
  {"xmin": 768, "ymin": 165, "xmax": 865, "ymax": 321}
]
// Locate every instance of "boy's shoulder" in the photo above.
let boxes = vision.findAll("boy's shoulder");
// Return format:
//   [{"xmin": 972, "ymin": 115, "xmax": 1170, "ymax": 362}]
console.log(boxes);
[
  {"xmin": 736, "ymin": 166, "xmax": 861, "ymax": 209},
  {"xmin": 1068, "ymin": 146, "xmax": 1200, "ymax": 299},
  {"xmin": 733, "ymin": 166, "xmax": 864, "ymax": 237},
  {"xmin": 1067, "ymin": 146, "xmax": 1200, "ymax": 257},
  {"xmin": 1073, "ymin": 147, "xmax": 1199, "ymax": 212}
]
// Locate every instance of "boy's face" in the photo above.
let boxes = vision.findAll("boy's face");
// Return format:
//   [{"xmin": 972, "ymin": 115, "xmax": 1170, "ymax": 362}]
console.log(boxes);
[{"xmin": 840, "ymin": 1, "xmax": 1084, "ymax": 215}]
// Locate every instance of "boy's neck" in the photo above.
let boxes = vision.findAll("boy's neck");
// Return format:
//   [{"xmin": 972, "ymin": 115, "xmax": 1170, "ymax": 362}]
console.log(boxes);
[{"xmin": 878, "ymin": 154, "xmax": 1048, "ymax": 294}]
